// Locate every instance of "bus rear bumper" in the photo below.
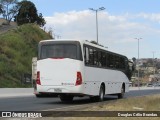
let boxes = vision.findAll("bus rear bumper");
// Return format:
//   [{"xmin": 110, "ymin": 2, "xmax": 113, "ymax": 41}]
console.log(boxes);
[{"xmin": 36, "ymin": 85, "xmax": 84, "ymax": 95}]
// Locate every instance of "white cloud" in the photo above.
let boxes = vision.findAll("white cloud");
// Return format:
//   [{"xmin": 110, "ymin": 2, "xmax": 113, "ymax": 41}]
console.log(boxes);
[
  {"xmin": 44, "ymin": 10, "xmax": 160, "ymax": 59},
  {"xmin": 137, "ymin": 13, "xmax": 160, "ymax": 23}
]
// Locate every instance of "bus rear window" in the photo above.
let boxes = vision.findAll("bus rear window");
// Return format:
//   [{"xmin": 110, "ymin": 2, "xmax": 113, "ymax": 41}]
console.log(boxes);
[{"xmin": 40, "ymin": 43, "xmax": 82, "ymax": 60}]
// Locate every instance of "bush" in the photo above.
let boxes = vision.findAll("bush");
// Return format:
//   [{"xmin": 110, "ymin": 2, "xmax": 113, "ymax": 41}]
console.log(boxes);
[{"xmin": 0, "ymin": 23, "xmax": 52, "ymax": 87}]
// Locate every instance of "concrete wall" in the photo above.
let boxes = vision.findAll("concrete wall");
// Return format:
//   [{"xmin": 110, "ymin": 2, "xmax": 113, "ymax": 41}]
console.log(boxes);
[{"xmin": 0, "ymin": 88, "xmax": 34, "ymax": 98}]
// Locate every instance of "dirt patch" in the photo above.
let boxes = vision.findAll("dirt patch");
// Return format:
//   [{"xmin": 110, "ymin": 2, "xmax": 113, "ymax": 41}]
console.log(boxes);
[
  {"xmin": 46, "ymin": 94, "xmax": 160, "ymax": 120},
  {"xmin": 0, "ymin": 18, "xmax": 17, "ymax": 34}
]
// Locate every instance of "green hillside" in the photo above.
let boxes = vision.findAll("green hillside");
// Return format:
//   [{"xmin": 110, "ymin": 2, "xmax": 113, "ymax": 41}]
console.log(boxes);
[{"xmin": 0, "ymin": 24, "xmax": 52, "ymax": 87}]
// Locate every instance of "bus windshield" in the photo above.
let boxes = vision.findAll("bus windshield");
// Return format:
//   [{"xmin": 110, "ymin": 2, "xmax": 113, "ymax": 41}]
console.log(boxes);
[{"xmin": 39, "ymin": 41, "xmax": 82, "ymax": 60}]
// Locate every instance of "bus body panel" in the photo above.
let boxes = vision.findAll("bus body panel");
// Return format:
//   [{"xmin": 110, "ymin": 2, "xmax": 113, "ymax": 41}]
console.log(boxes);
[
  {"xmin": 37, "ymin": 58, "xmax": 80, "ymax": 86},
  {"xmin": 84, "ymin": 66, "xmax": 129, "ymax": 95},
  {"xmin": 36, "ymin": 58, "xmax": 85, "ymax": 94}
]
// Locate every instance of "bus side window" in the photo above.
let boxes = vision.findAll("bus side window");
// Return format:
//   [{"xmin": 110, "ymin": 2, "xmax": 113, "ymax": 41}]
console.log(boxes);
[
  {"xmin": 97, "ymin": 51, "xmax": 102, "ymax": 67},
  {"xmin": 106, "ymin": 53, "xmax": 110, "ymax": 67},
  {"xmin": 101, "ymin": 52, "xmax": 106, "ymax": 67},
  {"xmin": 89, "ymin": 48, "xmax": 94, "ymax": 65},
  {"xmin": 122, "ymin": 58, "xmax": 126, "ymax": 69},
  {"xmin": 115, "ymin": 56, "xmax": 119, "ymax": 69},
  {"xmin": 108, "ymin": 54, "xmax": 114, "ymax": 68},
  {"xmin": 93, "ymin": 49, "xmax": 98, "ymax": 66}
]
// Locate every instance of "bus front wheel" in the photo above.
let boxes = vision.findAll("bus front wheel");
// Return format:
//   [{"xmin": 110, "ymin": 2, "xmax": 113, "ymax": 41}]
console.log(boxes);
[{"xmin": 118, "ymin": 85, "xmax": 125, "ymax": 99}]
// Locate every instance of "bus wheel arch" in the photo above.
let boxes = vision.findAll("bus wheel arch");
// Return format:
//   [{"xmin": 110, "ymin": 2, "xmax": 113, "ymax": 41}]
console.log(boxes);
[{"xmin": 122, "ymin": 83, "xmax": 125, "ymax": 92}]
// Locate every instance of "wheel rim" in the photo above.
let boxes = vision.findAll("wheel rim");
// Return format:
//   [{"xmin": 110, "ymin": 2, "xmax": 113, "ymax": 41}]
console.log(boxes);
[{"xmin": 100, "ymin": 87, "xmax": 104, "ymax": 101}]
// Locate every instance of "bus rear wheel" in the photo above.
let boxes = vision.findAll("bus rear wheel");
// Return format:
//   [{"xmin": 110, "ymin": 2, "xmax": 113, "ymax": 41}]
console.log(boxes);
[
  {"xmin": 90, "ymin": 85, "xmax": 105, "ymax": 102},
  {"xmin": 98, "ymin": 85, "xmax": 105, "ymax": 101},
  {"xmin": 59, "ymin": 94, "xmax": 73, "ymax": 102}
]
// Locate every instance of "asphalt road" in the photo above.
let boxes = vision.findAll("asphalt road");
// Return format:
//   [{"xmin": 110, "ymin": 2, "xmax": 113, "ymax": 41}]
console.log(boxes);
[{"xmin": 0, "ymin": 89, "xmax": 160, "ymax": 111}]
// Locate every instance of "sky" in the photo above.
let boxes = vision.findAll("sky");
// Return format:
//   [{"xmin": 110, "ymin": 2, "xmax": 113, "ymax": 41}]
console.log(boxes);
[{"xmin": 28, "ymin": 0, "xmax": 160, "ymax": 59}]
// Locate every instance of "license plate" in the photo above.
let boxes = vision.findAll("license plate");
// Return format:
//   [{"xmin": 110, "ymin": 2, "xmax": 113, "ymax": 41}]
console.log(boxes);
[{"xmin": 54, "ymin": 88, "xmax": 62, "ymax": 93}]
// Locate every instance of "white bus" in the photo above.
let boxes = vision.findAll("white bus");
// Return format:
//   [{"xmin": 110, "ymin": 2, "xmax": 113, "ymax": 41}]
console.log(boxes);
[{"xmin": 35, "ymin": 39, "xmax": 131, "ymax": 102}]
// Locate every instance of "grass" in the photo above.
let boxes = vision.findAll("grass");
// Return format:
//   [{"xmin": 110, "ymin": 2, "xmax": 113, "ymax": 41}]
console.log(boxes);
[
  {"xmin": 85, "ymin": 94, "xmax": 160, "ymax": 111},
  {"xmin": 0, "ymin": 23, "xmax": 52, "ymax": 87},
  {"xmin": 47, "ymin": 94, "xmax": 160, "ymax": 120}
]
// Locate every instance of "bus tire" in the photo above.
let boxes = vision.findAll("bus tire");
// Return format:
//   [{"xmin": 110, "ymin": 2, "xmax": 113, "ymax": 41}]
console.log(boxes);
[
  {"xmin": 35, "ymin": 94, "xmax": 44, "ymax": 98},
  {"xmin": 59, "ymin": 94, "xmax": 73, "ymax": 102},
  {"xmin": 98, "ymin": 85, "xmax": 105, "ymax": 101},
  {"xmin": 90, "ymin": 85, "xmax": 105, "ymax": 102},
  {"xmin": 118, "ymin": 85, "xmax": 125, "ymax": 99}
]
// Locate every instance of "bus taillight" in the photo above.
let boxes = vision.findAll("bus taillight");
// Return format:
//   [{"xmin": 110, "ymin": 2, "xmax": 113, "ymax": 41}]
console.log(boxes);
[
  {"xmin": 36, "ymin": 71, "xmax": 41, "ymax": 85},
  {"xmin": 76, "ymin": 72, "xmax": 82, "ymax": 86}
]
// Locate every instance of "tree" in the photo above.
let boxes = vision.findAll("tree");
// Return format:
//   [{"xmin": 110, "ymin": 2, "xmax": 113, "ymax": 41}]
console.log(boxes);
[
  {"xmin": 37, "ymin": 13, "xmax": 46, "ymax": 27},
  {"xmin": 0, "ymin": 0, "xmax": 18, "ymax": 24},
  {"xmin": 132, "ymin": 57, "xmax": 136, "ymax": 65},
  {"xmin": 16, "ymin": 0, "xmax": 46, "ymax": 26},
  {"xmin": 0, "ymin": 4, "xmax": 3, "ymax": 14}
]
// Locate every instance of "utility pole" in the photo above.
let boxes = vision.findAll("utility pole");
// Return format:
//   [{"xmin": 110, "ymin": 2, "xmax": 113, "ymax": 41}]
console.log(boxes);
[
  {"xmin": 152, "ymin": 51, "xmax": 156, "ymax": 75},
  {"xmin": 89, "ymin": 7, "xmax": 105, "ymax": 43},
  {"xmin": 135, "ymin": 38, "xmax": 142, "ymax": 90}
]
